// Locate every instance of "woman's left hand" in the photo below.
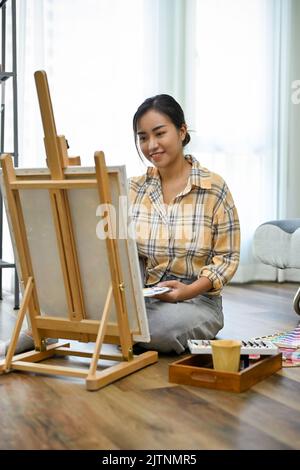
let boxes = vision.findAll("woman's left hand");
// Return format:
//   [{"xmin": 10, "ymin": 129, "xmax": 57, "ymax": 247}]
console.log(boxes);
[{"xmin": 153, "ymin": 280, "xmax": 193, "ymax": 302}]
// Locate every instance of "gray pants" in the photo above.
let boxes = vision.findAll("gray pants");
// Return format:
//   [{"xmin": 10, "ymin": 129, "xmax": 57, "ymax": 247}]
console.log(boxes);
[{"xmin": 138, "ymin": 265, "xmax": 223, "ymax": 354}]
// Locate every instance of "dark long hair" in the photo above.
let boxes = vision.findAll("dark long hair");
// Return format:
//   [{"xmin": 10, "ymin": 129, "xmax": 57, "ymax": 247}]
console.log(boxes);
[{"xmin": 133, "ymin": 94, "xmax": 191, "ymax": 158}]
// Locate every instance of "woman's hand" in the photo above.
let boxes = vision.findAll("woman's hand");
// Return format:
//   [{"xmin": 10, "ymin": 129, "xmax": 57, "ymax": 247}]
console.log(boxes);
[
  {"xmin": 153, "ymin": 280, "xmax": 193, "ymax": 302},
  {"xmin": 153, "ymin": 277, "xmax": 213, "ymax": 303}
]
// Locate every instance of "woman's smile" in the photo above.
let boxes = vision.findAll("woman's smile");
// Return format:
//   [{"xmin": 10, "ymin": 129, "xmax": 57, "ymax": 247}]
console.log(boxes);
[{"xmin": 150, "ymin": 151, "xmax": 165, "ymax": 161}]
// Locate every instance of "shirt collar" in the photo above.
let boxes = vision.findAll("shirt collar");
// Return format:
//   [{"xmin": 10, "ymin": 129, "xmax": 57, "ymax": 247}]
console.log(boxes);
[{"xmin": 145, "ymin": 154, "xmax": 211, "ymax": 190}]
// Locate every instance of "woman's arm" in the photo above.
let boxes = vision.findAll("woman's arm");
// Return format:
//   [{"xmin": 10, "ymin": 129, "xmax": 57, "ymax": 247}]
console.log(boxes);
[
  {"xmin": 198, "ymin": 190, "xmax": 240, "ymax": 295},
  {"xmin": 155, "ymin": 277, "xmax": 213, "ymax": 302}
]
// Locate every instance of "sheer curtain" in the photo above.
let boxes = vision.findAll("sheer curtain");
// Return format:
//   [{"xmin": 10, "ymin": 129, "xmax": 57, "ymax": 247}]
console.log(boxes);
[
  {"xmin": 185, "ymin": 0, "xmax": 294, "ymax": 282},
  {"xmin": 17, "ymin": 0, "xmax": 149, "ymax": 171},
  {"xmin": 2, "ymin": 0, "xmax": 297, "ymax": 291}
]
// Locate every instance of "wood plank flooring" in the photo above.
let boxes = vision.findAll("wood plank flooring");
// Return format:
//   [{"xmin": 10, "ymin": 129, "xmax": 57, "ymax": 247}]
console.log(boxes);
[{"xmin": 0, "ymin": 282, "xmax": 299, "ymax": 450}]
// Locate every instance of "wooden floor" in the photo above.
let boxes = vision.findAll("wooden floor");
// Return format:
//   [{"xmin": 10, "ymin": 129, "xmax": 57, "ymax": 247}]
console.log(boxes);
[{"xmin": 0, "ymin": 282, "xmax": 300, "ymax": 450}]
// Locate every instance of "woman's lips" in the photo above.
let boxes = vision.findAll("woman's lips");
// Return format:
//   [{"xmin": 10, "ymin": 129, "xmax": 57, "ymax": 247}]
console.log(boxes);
[{"xmin": 150, "ymin": 152, "xmax": 164, "ymax": 161}]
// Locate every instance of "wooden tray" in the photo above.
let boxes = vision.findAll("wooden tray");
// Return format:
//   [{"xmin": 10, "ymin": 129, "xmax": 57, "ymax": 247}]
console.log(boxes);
[{"xmin": 169, "ymin": 353, "xmax": 282, "ymax": 393}]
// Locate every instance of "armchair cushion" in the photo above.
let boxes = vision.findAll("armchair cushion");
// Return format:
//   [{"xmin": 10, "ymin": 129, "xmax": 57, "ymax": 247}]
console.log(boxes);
[{"xmin": 253, "ymin": 219, "xmax": 300, "ymax": 269}]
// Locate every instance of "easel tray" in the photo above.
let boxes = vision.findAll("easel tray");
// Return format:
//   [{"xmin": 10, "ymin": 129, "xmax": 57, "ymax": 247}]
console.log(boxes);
[{"xmin": 169, "ymin": 353, "xmax": 282, "ymax": 393}]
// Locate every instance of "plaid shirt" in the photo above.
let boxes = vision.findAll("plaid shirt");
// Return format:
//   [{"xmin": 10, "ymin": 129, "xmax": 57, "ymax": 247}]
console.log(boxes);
[{"xmin": 129, "ymin": 155, "xmax": 240, "ymax": 295}]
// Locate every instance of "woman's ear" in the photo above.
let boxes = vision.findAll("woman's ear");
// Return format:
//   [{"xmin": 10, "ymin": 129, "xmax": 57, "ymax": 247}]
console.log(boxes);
[{"xmin": 180, "ymin": 124, "xmax": 187, "ymax": 142}]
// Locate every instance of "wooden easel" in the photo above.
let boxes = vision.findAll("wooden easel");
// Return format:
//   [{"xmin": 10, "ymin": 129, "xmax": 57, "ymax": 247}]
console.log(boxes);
[{"xmin": 0, "ymin": 70, "xmax": 157, "ymax": 390}]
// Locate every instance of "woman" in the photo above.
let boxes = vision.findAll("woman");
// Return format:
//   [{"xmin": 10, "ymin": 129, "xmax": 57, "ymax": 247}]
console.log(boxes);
[{"xmin": 129, "ymin": 94, "xmax": 240, "ymax": 353}]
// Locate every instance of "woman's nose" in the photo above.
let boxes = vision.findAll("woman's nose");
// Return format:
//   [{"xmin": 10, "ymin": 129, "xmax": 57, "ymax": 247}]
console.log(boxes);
[{"xmin": 148, "ymin": 136, "xmax": 158, "ymax": 152}]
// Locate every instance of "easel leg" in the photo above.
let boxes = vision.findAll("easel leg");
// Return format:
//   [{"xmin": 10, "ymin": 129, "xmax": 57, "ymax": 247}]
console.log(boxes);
[
  {"xmin": 86, "ymin": 350, "xmax": 158, "ymax": 391},
  {"xmin": 86, "ymin": 285, "xmax": 113, "ymax": 380},
  {"xmin": 4, "ymin": 276, "xmax": 34, "ymax": 372}
]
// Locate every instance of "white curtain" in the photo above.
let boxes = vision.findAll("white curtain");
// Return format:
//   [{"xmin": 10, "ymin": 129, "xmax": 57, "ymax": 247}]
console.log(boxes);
[
  {"xmin": 277, "ymin": 0, "xmax": 300, "ymax": 282},
  {"xmin": 17, "ymin": 0, "xmax": 150, "ymax": 172},
  {"xmin": 2, "ymin": 0, "xmax": 298, "ymax": 292},
  {"xmin": 187, "ymin": 0, "xmax": 284, "ymax": 282}
]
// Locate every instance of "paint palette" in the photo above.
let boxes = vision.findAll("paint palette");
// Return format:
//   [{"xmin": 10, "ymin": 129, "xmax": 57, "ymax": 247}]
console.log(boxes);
[{"xmin": 142, "ymin": 286, "xmax": 172, "ymax": 297}]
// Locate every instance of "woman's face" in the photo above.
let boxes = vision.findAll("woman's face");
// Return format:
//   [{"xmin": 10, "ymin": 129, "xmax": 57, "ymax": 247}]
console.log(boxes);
[{"xmin": 137, "ymin": 109, "xmax": 186, "ymax": 170}]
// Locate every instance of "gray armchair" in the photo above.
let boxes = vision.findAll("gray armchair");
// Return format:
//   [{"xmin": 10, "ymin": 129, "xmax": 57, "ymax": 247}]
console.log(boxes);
[{"xmin": 253, "ymin": 219, "xmax": 300, "ymax": 315}]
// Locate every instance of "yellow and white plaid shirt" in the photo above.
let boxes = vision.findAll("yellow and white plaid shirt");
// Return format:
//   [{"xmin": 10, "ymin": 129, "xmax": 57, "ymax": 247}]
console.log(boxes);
[{"xmin": 129, "ymin": 155, "xmax": 240, "ymax": 295}]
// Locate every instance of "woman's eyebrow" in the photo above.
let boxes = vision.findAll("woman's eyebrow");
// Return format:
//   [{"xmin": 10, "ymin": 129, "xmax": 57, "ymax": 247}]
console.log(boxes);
[
  {"xmin": 137, "ymin": 124, "xmax": 166, "ymax": 135},
  {"xmin": 152, "ymin": 125, "xmax": 166, "ymax": 132}
]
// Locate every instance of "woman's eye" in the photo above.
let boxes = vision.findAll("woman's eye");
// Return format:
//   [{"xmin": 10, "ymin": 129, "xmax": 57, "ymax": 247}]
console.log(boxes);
[{"xmin": 156, "ymin": 132, "xmax": 165, "ymax": 137}]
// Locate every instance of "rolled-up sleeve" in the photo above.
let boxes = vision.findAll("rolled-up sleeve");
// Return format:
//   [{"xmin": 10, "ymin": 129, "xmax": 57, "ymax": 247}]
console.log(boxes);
[{"xmin": 199, "ymin": 187, "xmax": 240, "ymax": 295}]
